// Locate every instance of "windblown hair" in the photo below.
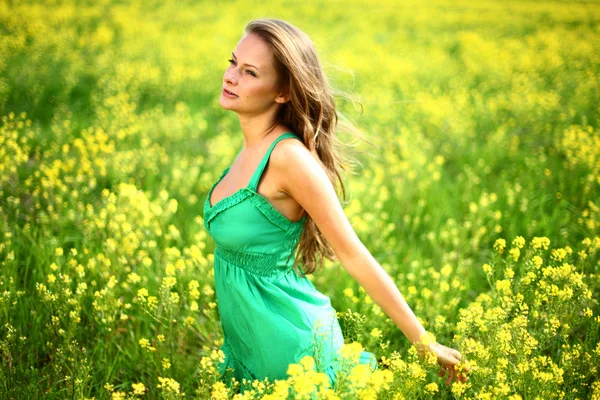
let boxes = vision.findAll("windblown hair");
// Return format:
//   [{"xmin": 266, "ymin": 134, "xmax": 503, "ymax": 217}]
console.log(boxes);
[{"xmin": 244, "ymin": 19, "xmax": 362, "ymax": 276}]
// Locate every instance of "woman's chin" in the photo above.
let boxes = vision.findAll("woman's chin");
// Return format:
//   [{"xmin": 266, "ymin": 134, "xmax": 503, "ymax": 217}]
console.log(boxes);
[{"xmin": 218, "ymin": 97, "xmax": 236, "ymax": 111}]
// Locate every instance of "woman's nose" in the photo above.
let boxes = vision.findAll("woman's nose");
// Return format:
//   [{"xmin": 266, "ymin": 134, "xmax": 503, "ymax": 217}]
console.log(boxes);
[{"xmin": 223, "ymin": 70, "xmax": 237, "ymax": 85}]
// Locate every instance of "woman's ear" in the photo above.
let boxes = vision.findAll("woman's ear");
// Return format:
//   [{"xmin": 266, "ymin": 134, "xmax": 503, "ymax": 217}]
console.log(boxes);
[
  {"xmin": 275, "ymin": 91, "xmax": 290, "ymax": 104},
  {"xmin": 275, "ymin": 81, "xmax": 291, "ymax": 104}
]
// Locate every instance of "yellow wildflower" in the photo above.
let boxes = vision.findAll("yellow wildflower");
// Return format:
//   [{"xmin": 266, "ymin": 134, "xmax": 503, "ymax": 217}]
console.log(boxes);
[
  {"xmin": 425, "ymin": 382, "xmax": 439, "ymax": 394},
  {"xmin": 512, "ymin": 236, "xmax": 525, "ymax": 249},
  {"xmin": 349, "ymin": 363, "xmax": 370, "ymax": 389},
  {"xmin": 531, "ymin": 237, "xmax": 551, "ymax": 250},
  {"xmin": 509, "ymin": 248, "xmax": 520, "ymax": 261},
  {"xmin": 371, "ymin": 328, "xmax": 383, "ymax": 339},
  {"xmin": 132, "ymin": 382, "xmax": 145, "ymax": 395},
  {"xmin": 211, "ymin": 381, "xmax": 228, "ymax": 400},
  {"xmin": 156, "ymin": 377, "xmax": 181, "ymax": 393},
  {"xmin": 482, "ymin": 263, "xmax": 493, "ymax": 274},
  {"xmin": 494, "ymin": 239, "xmax": 506, "ymax": 254}
]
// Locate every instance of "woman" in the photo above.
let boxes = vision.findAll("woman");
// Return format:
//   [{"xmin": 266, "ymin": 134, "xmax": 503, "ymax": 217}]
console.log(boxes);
[{"xmin": 204, "ymin": 18, "xmax": 468, "ymax": 393}]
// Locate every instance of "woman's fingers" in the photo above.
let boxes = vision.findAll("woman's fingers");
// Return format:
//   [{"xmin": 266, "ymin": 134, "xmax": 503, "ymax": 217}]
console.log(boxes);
[
  {"xmin": 451, "ymin": 349, "xmax": 462, "ymax": 360},
  {"xmin": 434, "ymin": 344, "xmax": 470, "ymax": 385},
  {"xmin": 445, "ymin": 367, "xmax": 454, "ymax": 386}
]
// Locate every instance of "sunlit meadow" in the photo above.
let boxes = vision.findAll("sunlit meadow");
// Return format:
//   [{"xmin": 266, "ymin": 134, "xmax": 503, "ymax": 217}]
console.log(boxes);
[{"xmin": 1, "ymin": 0, "xmax": 599, "ymax": 398}]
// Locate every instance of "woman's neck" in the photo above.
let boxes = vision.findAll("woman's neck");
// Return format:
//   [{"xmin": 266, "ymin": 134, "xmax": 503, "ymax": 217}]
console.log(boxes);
[{"xmin": 237, "ymin": 110, "xmax": 280, "ymax": 148}]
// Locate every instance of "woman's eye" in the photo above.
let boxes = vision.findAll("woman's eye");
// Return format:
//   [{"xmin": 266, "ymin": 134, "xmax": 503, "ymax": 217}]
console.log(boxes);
[{"xmin": 227, "ymin": 59, "xmax": 256, "ymax": 77}]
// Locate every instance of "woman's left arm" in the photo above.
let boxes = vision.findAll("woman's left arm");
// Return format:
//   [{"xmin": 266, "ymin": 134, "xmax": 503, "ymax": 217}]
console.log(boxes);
[
  {"xmin": 273, "ymin": 142, "xmax": 429, "ymax": 349},
  {"xmin": 272, "ymin": 140, "xmax": 468, "ymax": 385}
]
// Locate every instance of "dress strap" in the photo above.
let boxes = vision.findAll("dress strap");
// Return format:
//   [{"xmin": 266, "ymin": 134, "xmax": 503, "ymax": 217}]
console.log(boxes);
[{"xmin": 247, "ymin": 132, "xmax": 300, "ymax": 191}]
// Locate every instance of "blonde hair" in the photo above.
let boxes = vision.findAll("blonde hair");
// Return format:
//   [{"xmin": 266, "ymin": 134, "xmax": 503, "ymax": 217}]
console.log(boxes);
[{"xmin": 244, "ymin": 18, "xmax": 362, "ymax": 276}]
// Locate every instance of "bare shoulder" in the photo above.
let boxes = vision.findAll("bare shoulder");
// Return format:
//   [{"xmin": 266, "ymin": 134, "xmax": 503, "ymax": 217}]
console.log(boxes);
[{"xmin": 269, "ymin": 135, "xmax": 317, "ymax": 171}]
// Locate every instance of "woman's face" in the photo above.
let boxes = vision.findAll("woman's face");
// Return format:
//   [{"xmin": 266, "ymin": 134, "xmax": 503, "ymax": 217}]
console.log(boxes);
[{"xmin": 219, "ymin": 32, "xmax": 287, "ymax": 114}]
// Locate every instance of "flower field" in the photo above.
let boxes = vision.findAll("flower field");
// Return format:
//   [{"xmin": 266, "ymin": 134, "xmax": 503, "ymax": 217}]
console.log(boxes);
[{"xmin": 0, "ymin": 0, "xmax": 599, "ymax": 398}]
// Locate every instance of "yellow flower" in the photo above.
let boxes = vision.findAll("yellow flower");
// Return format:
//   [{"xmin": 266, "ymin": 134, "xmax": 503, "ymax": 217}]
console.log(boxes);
[
  {"xmin": 451, "ymin": 381, "xmax": 470, "ymax": 396},
  {"xmin": 156, "ymin": 377, "xmax": 180, "ymax": 393},
  {"xmin": 512, "ymin": 236, "xmax": 525, "ymax": 249},
  {"xmin": 127, "ymin": 273, "xmax": 141, "ymax": 284},
  {"xmin": 482, "ymin": 263, "xmax": 493, "ymax": 274},
  {"xmin": 162, "ymin": 276, "xmax": 177, "ymax": 288},
  {"xmin": 267, "ymin": 380, "xmax": 291, "ymax": 398},
  {"xmin": 408, "ymin": 362, "xmax": 426, "ymax": 380},
  {"xmin": 139, "ymin": 338, "xmax": 156, "ymax": 352},
  {"xmin": 551, "ymin": 248, "xmax": 567, "ymax": 261},
  {"xmin": 162, "ymin": 358, "xmax": 171, "ymax": 370},
  {"xmin": 299, "ymin": 355, "xmax": 315, "ymax": 371},
  {"xmin": 202, "ymin": 284, "xmax": 215, "ymax": 296},
  {"xmin": 131, "ymin": 382, "xmax": 145, "ymax": 395},
  {"xmin": 425, "ymin": 382, "xmax": 439, "ymax": 394},
  {"xmin": 111, "ymin": 391, "xmax": 126, "ymax": 400},
  {"xmin": 495, "ymin": 279, "xmax": 512, "ymax": 294},
  {"xmin": 287, "ymin": 363, "xmax": 304, "ymax": 377},
  {"xmin": 147, "ymin": 296, "xmax": 158, "ymax": 309},
  {"xmin": 339, "ymin": 342, "xmax": 363, "ymax": 361},
  {"xmin": 531, "ymin": 237, "xmax": 551, "ymax": 250},
  {"xmin": 371, "ymin": 328, "xmax": 383, "ymax": 339},
  {"xmin": 169, "ymin": 292, "xmax": 180, "ymax": 304},
  {"xmin": 55, "ymin": 247, "xmax": 64, "ymax": 256},
  {"xmin": 165, "ymin": 263, "xmax": 176, "ymax": 276},
  {"xmin": 47, "ymin": 274, "xmax": 56, "ymax": 283},
  {"xmin": 210, "ymin": 381, "xmax": 228, "ymax": 400},
  {"xmin": 349, "ymin": 363, "xmax": 370, "ymax": 388},
  {"xmin": 344, "ymin": 288, "xmax": 354, "ymax": 297},
  {"xmin": 369, "ymin": 369, "xmax": 393, "ymax": 390},
  {"xmin": 493, "ymin": 239, "xmax": 506, "ymax": 254},
  {"xmin": 509, "ymin": 248, "xmax": 520, "ymax": 261}
]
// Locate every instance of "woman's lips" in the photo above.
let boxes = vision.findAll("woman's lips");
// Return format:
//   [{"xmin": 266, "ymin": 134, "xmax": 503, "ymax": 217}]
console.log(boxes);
[{"xmin": 222, "ymin": 87, "xmax": 238, "ymax": 98}]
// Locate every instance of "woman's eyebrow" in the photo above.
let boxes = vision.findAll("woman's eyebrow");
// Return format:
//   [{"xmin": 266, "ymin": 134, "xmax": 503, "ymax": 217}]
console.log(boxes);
[{"xmin": 232, "ymin": 52, "xmax": 260, "ymax": 71}]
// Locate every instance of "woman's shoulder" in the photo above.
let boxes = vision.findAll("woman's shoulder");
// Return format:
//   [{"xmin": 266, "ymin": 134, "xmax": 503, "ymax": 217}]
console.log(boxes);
[{"xmin": 271, "ymin": 131, "xmax": 310, "ymax": 162}]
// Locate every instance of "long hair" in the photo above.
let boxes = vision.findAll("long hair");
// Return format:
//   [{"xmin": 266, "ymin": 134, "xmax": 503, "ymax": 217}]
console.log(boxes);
[{"xmin": 244, "ymin": 19, "xmax": 363, "ymax": 276}]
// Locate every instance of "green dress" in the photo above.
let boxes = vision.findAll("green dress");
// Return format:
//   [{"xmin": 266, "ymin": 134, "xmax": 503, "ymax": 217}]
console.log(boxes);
[{"xmin": 203, "ymin": 131, "xmax": 377, "ymax": 392}]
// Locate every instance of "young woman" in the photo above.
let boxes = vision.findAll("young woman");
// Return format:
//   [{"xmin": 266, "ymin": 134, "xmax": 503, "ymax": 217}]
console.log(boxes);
[{"xmin": 203, "ymin": 18, "xmax": 468, "ymax": 392}]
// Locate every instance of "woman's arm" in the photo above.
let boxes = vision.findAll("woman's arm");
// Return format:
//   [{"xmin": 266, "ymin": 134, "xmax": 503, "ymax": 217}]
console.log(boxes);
[
  {"xmin": 271, "ymin": 140, "xmax": 468, "ymax": 384},
  {"xmin": 272, "ymin": 141, "xmax": 428, "ymax": 347}
]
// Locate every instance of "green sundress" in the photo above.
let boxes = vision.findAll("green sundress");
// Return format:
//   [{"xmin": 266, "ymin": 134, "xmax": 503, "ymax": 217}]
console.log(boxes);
[{"xmin": 203, "ymin": 131, "xmax": 378, "ymax": 392}]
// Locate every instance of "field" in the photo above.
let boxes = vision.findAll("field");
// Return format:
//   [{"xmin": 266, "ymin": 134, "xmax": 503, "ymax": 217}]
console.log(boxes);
[{"xmin": 1, "ymin": 0, "xmax": 599, "ymax": 398}]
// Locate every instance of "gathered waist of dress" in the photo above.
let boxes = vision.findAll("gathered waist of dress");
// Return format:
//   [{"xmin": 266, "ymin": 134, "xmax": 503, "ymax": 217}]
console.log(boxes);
[{"xmin": 214, "ymin": 246, "xmax": 298, "ymax": 277}]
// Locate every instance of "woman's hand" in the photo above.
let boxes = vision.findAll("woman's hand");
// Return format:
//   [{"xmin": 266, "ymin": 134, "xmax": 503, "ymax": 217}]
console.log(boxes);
[{"xmin": 429, "ymin": 341, "xmax": 469, "ymax": 386}]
